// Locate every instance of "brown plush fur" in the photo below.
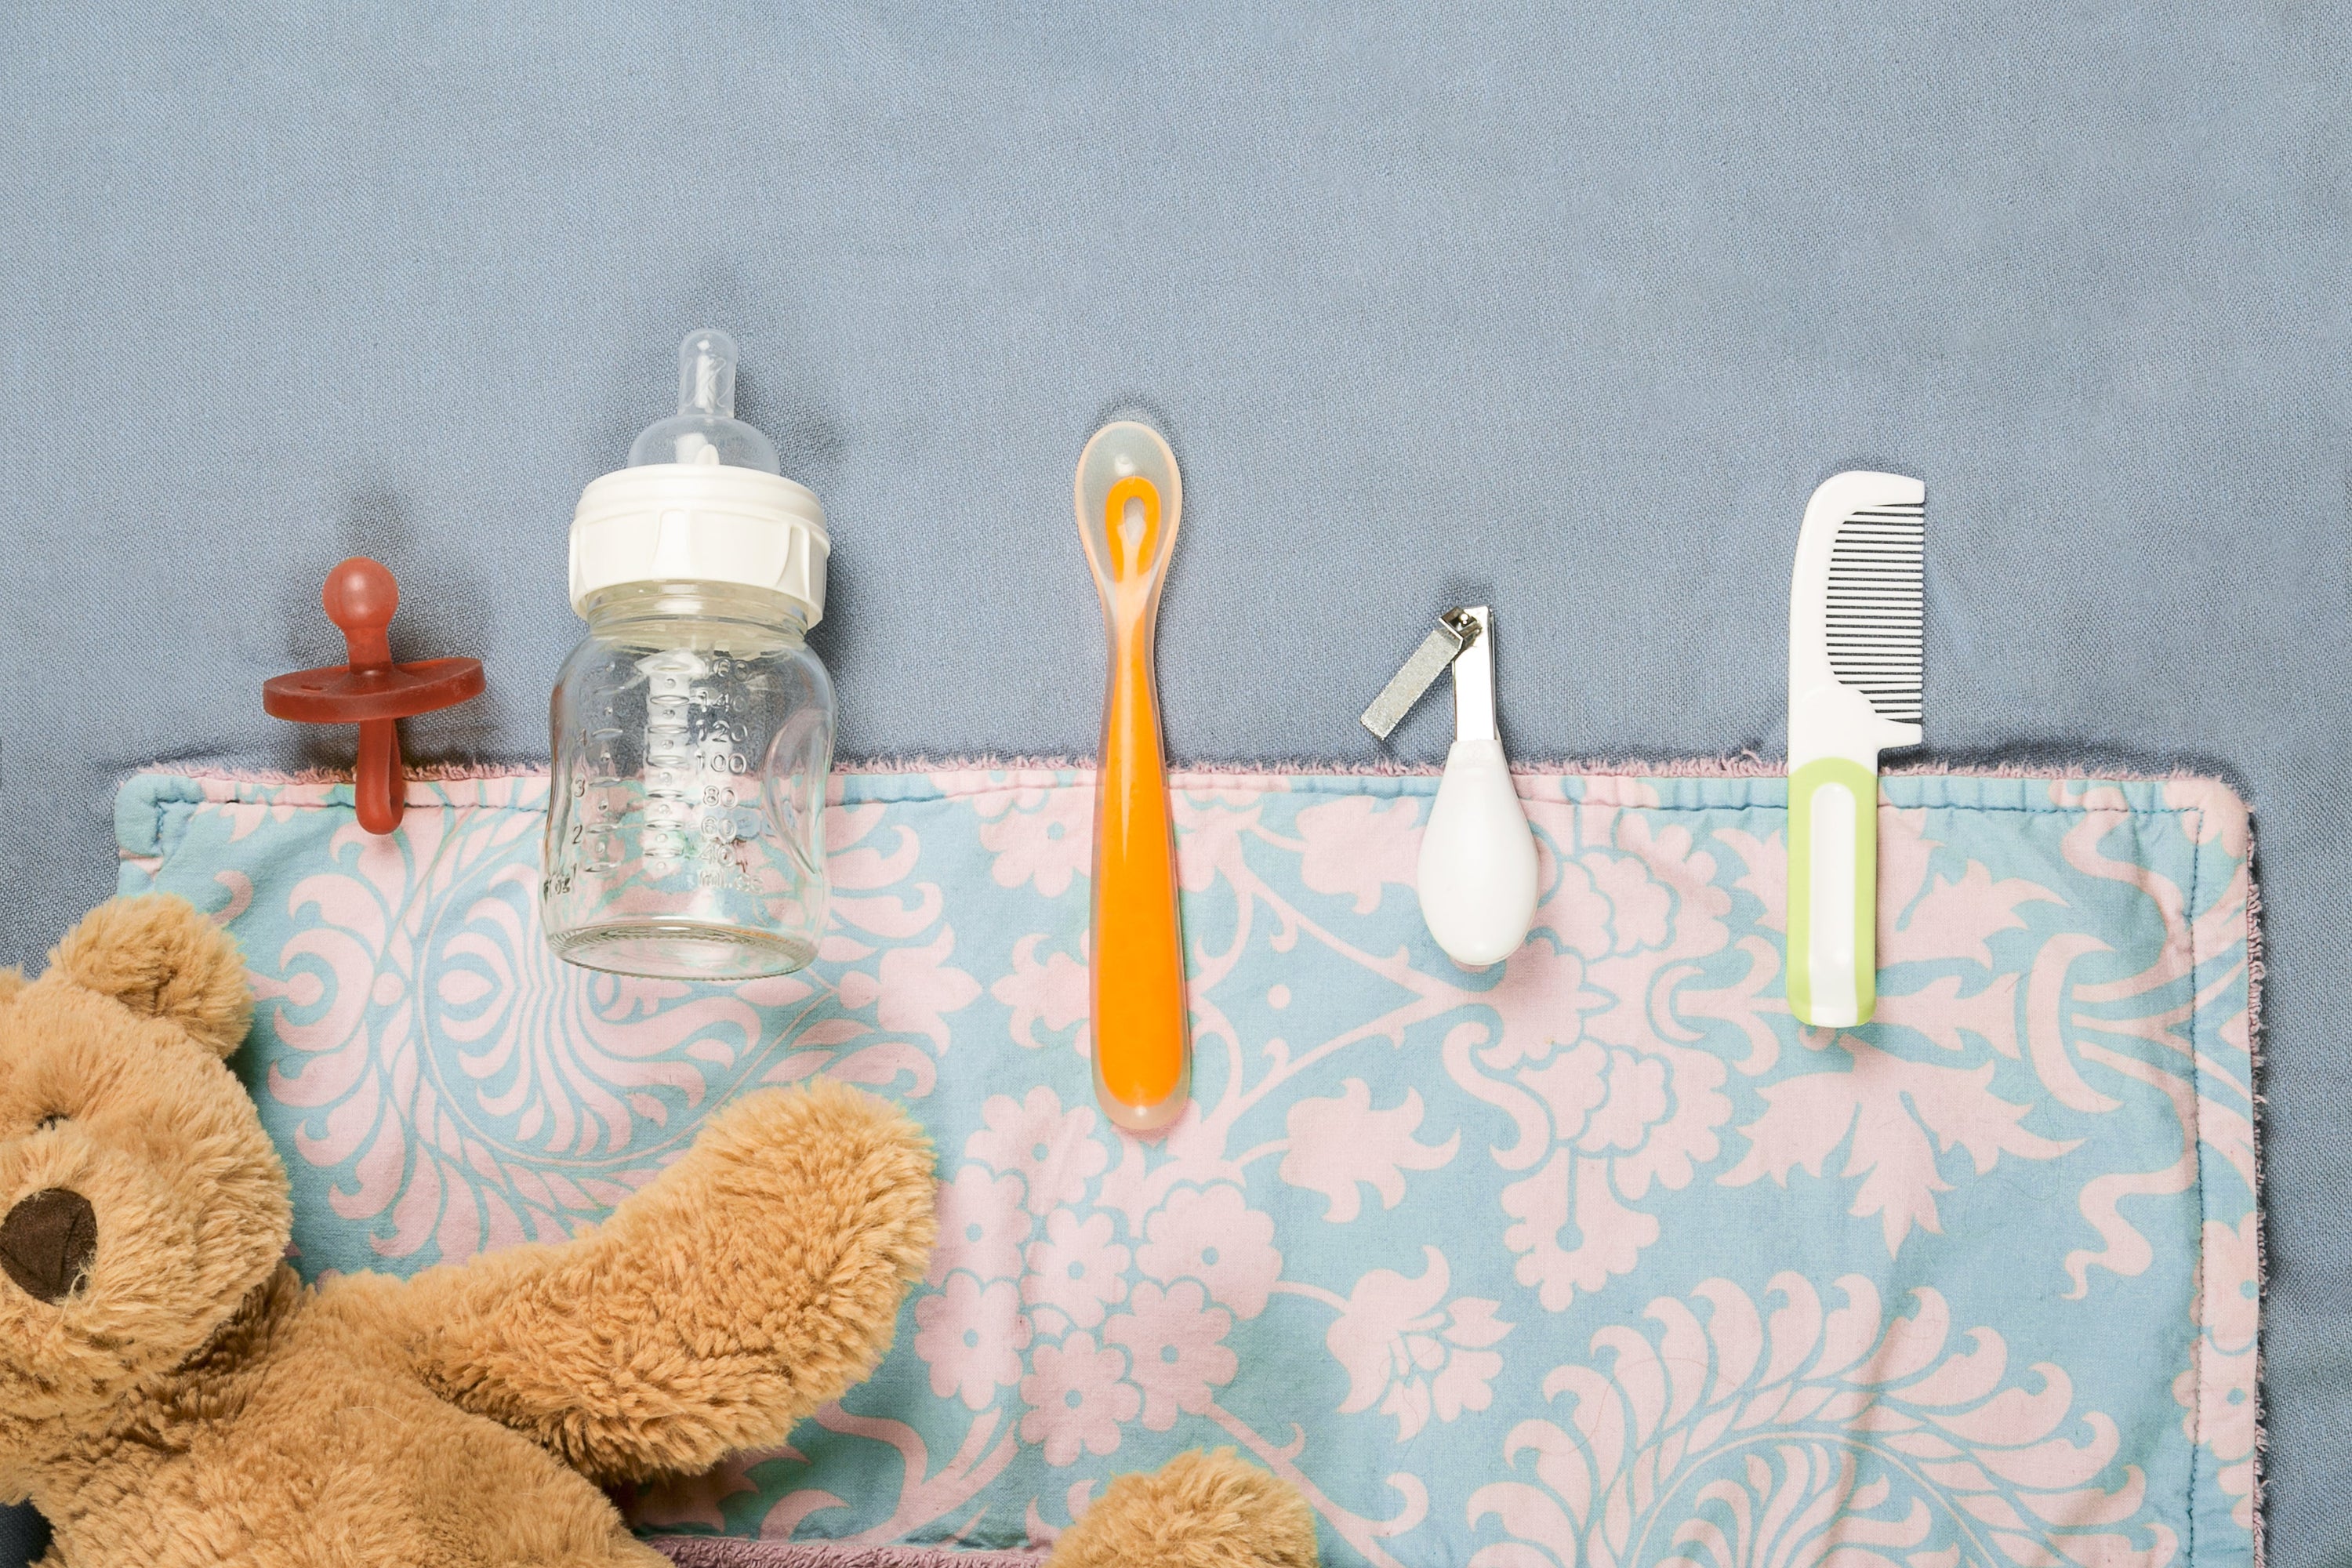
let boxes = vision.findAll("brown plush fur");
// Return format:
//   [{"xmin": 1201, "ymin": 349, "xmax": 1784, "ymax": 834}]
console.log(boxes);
[
  {"xmin": 47, "ymin": 895, "xmax": 255, "ymax": 1058},
  {"xmin": 1049, "ymin": 1450, "xmax": 1319, "ymax": 1568},
  {"xmin": 0, "ymin": 898, "xmax": 1313, "ymax": 1566}
]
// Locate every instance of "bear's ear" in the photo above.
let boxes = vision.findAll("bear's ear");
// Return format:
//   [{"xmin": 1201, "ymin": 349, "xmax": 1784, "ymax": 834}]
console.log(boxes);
[{"xmin": 48, "ymin": 896, "xmax": 253, "ymax": 1058}]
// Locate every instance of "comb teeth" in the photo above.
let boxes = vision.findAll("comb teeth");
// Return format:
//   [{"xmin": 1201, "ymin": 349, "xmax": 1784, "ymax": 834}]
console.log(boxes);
[{"xmin": 1824, "ymin": 501, "xmax": 1924, "ymax": 724}]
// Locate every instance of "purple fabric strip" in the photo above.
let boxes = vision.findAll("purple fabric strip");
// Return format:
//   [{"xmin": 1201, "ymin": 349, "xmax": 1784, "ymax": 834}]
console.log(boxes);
[{"xmin": 648, "ymin": 1541, "xmax": 1051, "ymax": 1568}]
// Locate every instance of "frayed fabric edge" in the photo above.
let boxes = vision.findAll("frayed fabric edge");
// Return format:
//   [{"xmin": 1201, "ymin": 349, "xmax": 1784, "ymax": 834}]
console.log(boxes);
[
  {"xmin": 125, "ymin": 751, "xmax": 2250, "ymax": 789},
  {"xmin": 649, "ymin": 1542, "xmax": 1050, "ymax": 1568},
  {"xmin": 2244, "ymin": 828, "xmax": 2270, "ymax": 1568}
]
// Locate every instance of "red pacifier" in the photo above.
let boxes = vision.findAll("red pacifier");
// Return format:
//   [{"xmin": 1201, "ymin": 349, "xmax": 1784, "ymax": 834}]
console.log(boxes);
[{"xmin": 263, "ymin": 558, "xmax": 485, "ymax": 835}]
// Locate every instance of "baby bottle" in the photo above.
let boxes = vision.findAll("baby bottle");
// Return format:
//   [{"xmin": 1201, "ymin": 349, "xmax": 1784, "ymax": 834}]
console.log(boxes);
[{"xmin": 542, "ymin": 329, "xmax": 835, "ymax": 978}]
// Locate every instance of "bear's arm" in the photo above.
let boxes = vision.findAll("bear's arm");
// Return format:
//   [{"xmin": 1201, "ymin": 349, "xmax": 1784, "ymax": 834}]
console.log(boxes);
[{"xmin": 391, "ymin": 1083, "xmax": 935, "ymax": 1484}]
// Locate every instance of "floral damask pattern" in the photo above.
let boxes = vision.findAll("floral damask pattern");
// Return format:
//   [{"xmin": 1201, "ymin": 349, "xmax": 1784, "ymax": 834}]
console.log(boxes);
[
  {"xmin": 1469, "ymin": 1272, "xmax": 2178, "ymax": 1568},
  {"xmin": 115, "ymin": 764, "xmax": 2258, "ymax": 1568}
]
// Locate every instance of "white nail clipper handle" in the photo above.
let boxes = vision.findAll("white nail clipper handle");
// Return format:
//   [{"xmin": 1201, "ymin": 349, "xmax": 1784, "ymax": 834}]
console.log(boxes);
[{"xmin": 1417, "ymin": 607, "xmax": 1539, "ymax": 968}]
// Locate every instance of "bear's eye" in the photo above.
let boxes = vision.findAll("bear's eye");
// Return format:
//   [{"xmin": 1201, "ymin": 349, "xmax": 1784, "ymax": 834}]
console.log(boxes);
[{"xmin": 34, "ymin": 1114, "xmax": 66, "ymax": 1132}]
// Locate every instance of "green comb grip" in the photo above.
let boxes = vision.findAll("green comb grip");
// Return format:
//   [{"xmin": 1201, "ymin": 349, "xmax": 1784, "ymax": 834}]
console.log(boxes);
[{"xmin": 1787, "ymin": 757, "xmax": 1878, "ymax": 1028}]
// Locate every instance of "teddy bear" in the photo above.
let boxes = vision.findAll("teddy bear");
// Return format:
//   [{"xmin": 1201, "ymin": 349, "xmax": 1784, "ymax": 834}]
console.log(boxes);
[{"xmin": 0, "ymin": 896, "xmax": 1316, "ymax": 1568}]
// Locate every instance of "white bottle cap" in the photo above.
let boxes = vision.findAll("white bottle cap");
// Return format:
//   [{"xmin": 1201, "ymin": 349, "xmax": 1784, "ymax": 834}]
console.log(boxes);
[{"xmin": 567, "ymin": 330, "xmax": 830, "ymax": 624}]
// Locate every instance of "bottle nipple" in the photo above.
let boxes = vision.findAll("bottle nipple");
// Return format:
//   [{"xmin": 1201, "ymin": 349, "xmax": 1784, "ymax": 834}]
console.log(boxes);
[
  {"xmin": 627, "ymin": 328, "xmax": 782, "ymax": 473},
  {"xmin": 681, "ymin": 330, "xmax": 736, "ymax": 418}
]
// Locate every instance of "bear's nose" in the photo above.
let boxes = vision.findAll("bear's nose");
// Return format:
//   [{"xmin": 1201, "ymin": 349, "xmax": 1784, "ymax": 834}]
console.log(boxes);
[{"xmin": 1, "ymin": 1189, "xmax": 98, "ymax": 1305}]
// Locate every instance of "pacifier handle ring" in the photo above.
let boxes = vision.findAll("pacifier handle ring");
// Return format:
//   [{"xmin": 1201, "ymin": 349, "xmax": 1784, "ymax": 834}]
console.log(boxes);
[{"xmin": 355, "ymin": 719, "xmax": 405, "ymax": 836}]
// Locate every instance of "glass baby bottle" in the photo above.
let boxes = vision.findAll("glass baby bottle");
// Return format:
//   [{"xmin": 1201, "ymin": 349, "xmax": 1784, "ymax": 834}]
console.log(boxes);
[{"xmin": 543, "ymin": 329, "xmax": 835, "ymax": 978}]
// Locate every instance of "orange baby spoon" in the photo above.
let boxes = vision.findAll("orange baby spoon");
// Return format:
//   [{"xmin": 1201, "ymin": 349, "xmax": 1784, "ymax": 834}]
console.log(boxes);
[{"xmin": 1074, "ymin": 421, "xmax": 1189, "ymax": 1132}]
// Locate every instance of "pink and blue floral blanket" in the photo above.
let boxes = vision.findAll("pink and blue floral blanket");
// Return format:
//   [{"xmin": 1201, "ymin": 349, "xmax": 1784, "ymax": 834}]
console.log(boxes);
[{"xmin": 114, "ymin": 765, "xmax": 2260, "ymax": 1568}]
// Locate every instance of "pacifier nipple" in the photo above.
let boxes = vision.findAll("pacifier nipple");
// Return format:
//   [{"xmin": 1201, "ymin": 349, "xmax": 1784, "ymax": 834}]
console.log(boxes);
[
  {"xmin": 627, "ymin": 328, "xmax": 783, "ymax": 473},
  {"xmin": 322, "ymin": 557, "xmax": 398, "ymax": 670}
]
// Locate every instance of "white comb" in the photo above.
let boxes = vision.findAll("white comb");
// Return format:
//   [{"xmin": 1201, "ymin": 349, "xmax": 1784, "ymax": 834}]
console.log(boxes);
[{"xmin": 1787, "ymin": 471, "xmax": 1925, "ymax": 1028}]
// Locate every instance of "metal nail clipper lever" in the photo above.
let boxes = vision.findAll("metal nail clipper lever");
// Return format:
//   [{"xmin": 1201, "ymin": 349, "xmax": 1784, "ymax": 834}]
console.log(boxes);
[
  {"xmin": 1360, "ymin": 608, "xmax": 1480, "ymax": 740},
  {"xmin": 1363, "ymin": 607, "xmax": 1540, "ymax": 968}
]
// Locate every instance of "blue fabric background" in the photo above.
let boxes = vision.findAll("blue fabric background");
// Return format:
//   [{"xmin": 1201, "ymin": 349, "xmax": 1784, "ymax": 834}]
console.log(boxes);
[{"xmin": 0, "ymin": 3, "xmax": 2343, "ymax": 1559}]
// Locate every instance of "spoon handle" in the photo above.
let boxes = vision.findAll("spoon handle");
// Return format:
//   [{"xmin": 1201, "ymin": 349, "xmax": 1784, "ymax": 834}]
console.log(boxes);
[{"xmin": 1091, "ymin": 612, "xmax": 1190, "ymax": 1131}]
